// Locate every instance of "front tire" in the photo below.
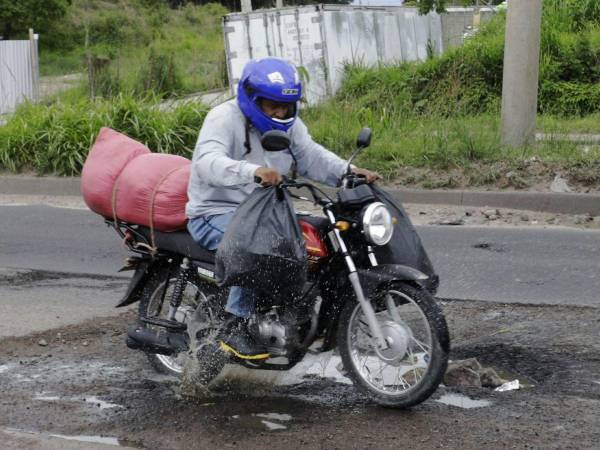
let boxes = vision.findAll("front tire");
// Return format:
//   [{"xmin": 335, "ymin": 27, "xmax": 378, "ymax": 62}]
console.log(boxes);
[{"xmin": 337, "ymin": 282, "xmax": 449, "ymax": 408}]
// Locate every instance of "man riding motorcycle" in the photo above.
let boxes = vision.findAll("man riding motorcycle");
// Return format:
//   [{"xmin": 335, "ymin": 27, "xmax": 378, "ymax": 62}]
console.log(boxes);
[{"xmin": 185, "ymin": 57, "xmax": 380, "ymax": 359}]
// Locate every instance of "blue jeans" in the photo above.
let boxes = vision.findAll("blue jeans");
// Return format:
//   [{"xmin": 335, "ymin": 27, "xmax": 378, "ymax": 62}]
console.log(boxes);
[{"xmin": 187, "ymin": 213, "xmax": 257, "ymax": 318}]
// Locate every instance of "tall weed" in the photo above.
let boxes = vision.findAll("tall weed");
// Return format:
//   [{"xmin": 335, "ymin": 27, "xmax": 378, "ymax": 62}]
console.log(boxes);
[
  {"xmin": 0, "ymin": 97, "xmax": 207, "ymax": 175},
  {"xmin": 338, "ymin": 0, "xmax": 600, "ymax": 118}
]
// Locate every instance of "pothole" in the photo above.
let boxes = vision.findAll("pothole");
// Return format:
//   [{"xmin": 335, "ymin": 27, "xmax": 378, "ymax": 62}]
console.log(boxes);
[{"xmin": 452, "ymin": 344, "xmax": 559, "ymax": 385}]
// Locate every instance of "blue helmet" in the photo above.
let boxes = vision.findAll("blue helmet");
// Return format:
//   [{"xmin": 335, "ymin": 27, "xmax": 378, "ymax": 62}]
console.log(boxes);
[{"xmin": 237, "ymin": 57, "xmax": 302, "ymax": 135}]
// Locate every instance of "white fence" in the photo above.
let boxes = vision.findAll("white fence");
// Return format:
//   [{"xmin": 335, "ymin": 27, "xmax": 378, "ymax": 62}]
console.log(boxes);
[
  {"xmin": 0, "ymin": 37, "xmax": 39, "ymax": 115},
  {"xmin": 223, "ymin": 5, "xmax": 493, "ymax": 105}
]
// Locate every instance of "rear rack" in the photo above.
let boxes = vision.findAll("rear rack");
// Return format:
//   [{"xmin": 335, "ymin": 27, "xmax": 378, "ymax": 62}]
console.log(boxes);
[{"xmin": 105, "ymin": 219, "xmax": 156, "ymax": 256}]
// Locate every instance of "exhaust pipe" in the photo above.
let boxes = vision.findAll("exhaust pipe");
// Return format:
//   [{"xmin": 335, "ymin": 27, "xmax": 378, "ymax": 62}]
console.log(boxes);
[{"xmin": 126, "ymin": 324, "xmax": 188, "ymax": 355}]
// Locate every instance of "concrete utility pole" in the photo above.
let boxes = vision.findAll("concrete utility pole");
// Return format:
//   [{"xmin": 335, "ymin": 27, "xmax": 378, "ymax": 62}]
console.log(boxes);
[
  {"xmin": 500, "ymin": 0, "xmax": 543, "ymax": 148},
  {"xmin": 241, "ymin": 0, "xmax": 252, "ymax": 13},
  {"xmin": 28, "ymin": 28, "xmax": 40, "ymax": 102}
]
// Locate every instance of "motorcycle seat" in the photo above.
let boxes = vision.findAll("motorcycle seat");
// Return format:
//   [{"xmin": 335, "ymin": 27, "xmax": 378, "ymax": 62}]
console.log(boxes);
[
  {"xmin": 136, "ymin": 226, "xmax": 216, "ymax": 263},
  {"xmin": 134, "ymin": 214, "xmax": 328, "ymax": 263}
]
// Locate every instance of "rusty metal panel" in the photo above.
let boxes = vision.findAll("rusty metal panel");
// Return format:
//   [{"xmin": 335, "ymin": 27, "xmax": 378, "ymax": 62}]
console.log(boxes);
[{"xmin": 0, "ymin": 40, "xmax": 36, "ymax": 115}]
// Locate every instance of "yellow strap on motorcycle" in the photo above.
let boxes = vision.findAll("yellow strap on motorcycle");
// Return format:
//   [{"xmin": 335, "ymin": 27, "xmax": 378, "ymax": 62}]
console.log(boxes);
[{"xmin": 219, "ymin": 342, "xmax": 270, "ymax": 360}]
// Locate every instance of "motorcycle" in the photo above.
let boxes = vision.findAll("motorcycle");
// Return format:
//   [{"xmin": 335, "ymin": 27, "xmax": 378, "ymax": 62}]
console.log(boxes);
[{"xmin": 109, "ymin": 128, "xmax": 449, "ymax": 408}]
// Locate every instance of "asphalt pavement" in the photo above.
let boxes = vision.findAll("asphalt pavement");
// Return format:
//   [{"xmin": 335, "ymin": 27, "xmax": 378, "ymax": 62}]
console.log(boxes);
[
  {"xmin": 1, "ymin": 204, "xmax": 598, "ymax": 335},
  {"xmin": 1, "ymin": 204, "xmax": 599, "ymax": 448}
]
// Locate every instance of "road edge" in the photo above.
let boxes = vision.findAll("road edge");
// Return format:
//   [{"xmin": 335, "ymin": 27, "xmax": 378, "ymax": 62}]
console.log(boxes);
[{"xmin": 1, "ymin": 175, "xmax": 598, "ymax": 215}]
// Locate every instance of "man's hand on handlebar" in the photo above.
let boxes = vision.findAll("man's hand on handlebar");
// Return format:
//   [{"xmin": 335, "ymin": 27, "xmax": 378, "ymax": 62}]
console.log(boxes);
[
  {"xmin": 254, "ymin": 167, "xmax": 283, "ymax": 187},
  {"xmin": 352, "ymin": 167, "xmax": 381, "ymax": 183}
]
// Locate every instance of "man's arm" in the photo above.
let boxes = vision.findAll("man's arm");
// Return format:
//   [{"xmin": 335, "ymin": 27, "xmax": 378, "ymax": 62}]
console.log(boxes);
[
  {"xmin": 290, "ymin": 119, "xmax": 380, "ymax": 186},
  {"xmin": 290, "ymin": 119, "xmax": 349, "ymax": 186},
  {"xmin": 192, "ymin": 109, "xmax": 261, "ymax": 187}
]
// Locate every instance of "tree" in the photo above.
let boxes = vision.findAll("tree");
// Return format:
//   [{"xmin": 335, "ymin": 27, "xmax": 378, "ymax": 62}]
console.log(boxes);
[
  {"xmin": 405, "ymin": 0, "xmax": 504, "ymax": 15},
  {"xmin": 404, "ymin": 0, "xmax": 447, "ymax": 14},
  {"xmin": 0, "ymin": 0, "xmax": 71, "ymax": 40}
]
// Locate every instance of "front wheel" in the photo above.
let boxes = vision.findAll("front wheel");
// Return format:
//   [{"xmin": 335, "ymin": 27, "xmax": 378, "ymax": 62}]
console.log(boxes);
[{"xmin": 337, "ymin": 282, "xmax": 449, "ymax": 408}]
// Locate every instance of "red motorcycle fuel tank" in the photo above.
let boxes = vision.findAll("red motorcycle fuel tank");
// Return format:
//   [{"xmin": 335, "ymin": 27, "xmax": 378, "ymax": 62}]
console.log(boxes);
[{"xmin": 299, "ymin": 220, "xmax": 328, "ymax": 260}]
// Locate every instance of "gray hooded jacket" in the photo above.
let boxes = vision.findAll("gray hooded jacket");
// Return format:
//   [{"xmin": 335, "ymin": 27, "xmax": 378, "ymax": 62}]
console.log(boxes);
[{"xmin": 185, "ymin": 99, "xmax": 348, "ymax": 219}]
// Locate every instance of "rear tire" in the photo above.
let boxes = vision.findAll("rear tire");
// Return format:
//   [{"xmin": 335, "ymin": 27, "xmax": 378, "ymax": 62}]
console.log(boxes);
[
  {"xmin": 138, "ymin": 267, "xmax": 216, "ymax": 377},
  {"xmin": 337, "ymin": 282, "xmax": 449, "ymax": 408}
]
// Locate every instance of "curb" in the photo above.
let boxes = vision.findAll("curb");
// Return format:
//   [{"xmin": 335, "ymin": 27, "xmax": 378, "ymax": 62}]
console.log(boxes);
[
  {"xmin": 389, "ymin": 188, "xmax": 600, "ymax": 216},
  {"xmin": 1, "ymin": 175, "xmax": 598, "ymax": 216}
]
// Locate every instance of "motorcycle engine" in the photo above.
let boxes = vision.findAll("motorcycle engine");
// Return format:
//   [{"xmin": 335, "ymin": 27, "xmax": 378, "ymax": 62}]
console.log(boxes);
[{"xmin": 248, "ymin": 309, "xmax": 300, "ymax": 356}]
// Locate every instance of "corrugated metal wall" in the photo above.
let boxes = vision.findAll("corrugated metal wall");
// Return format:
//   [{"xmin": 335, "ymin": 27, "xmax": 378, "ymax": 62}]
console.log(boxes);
[
  {"xmin": 223, "ymin": 5, "xmax": 491, "ymax": 105},
  {"xmin": 223, "ymin": 5, "xmax": 444, "ymax": 105},
  {"xmin": 0, "ymin": 40, "xmax": 36, "ymax": 115}
]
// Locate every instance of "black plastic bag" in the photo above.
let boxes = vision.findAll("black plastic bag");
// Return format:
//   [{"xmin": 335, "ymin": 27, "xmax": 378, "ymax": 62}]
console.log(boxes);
[
  {"xmin": 370, "ymin": 185, "xmax": 439, "ymax": 293},
  {"xmin": 215, "ymin": 187, "xmax": 307, "ymax": 299}
]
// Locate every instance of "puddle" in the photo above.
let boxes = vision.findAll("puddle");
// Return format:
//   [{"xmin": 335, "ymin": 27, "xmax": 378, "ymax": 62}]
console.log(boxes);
[
  {"xmin": 435, "ymin": 393, "xmax": 492, "ymax": 409},
  {"xmin": 280, "ymin": 351, "xmax": 352, "ymax": 385},
  {"xmin": 0, "ymin": 364, "xmax": 14, "ymax": 374},
  {"xmin": 254, "ymin": 413, "xmax": 292, "ymax": 421},
  {"xmin": 50, "ymin": 433, "xmax": 121, "ymax": 446},
  {"xmin": 34, "ymin": 394, "xmax": 61, "ymax": 401},
  {"xmin": 32, "ymin": 393, "xmax": 123, "ymax": 409},
  {"xmin": 85, "ymin": 396, "xmax": 123, "ymax": 409},
  {"xmin": 231, "ymin": 412, "xmax": 294, "ymax": 432},
  {"xmin": 492, "ymin": 368, "xmax": 534, "ymax": 388},
  {"xmin": 210, "ymin": 351, "xmax": 351, "ymax": 390},
  {"xmin": 261, "ymin": 420, "xmax": 287, "ymax": 431},
  {"xmin": 5, "ymin": 428, "xmax": 127, "ymax": 447}
]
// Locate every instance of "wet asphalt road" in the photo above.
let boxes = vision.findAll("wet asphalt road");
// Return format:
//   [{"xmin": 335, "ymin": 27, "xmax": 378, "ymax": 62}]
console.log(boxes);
[
  {"xmin": 1, "ymin": 204, "xmax": 600, "ymax": 448},
  {"xmin": 1, "ymin": 204, "xmax": 599, "ymax": 306}
]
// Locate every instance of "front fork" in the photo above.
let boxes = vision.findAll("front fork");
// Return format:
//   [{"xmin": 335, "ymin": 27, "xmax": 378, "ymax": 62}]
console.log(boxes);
[{"xmin": 325, "ymin": 209, "xmax": 388, "ymax": 350}]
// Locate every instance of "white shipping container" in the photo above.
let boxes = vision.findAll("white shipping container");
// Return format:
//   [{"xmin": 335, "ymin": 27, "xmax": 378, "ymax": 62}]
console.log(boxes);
[{"xmin": 223, "ymin": 5, "xmax": 444, "ymax": 105}]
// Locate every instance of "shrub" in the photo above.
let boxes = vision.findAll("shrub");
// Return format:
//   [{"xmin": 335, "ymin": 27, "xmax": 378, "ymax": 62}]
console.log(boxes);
[
  {"xmin": 337, "ymin": 0, "xmax": 600, "ymax": 118},
  {"xmin": 135, "ymin": 47, "xmax": 184, "ymax": 97},
  {"xmin": 0, "ymin": 96, "xmax": 208, "ymax": 175}
]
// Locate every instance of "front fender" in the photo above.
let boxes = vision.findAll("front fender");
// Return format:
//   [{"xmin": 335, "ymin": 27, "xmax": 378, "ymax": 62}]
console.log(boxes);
[{"xmin": 357, "ymin": 264, "xmax": 430, "ymax": 298}]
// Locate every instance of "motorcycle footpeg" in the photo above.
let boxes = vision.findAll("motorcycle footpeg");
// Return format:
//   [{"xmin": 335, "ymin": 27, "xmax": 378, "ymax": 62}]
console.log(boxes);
[
  {"xmin": 126, "ymin": 324, "xmax": 188, "ymax": 356},
  {"xmin": 139, "ymin": 316, "xmax": 187, "ymax": 331}
]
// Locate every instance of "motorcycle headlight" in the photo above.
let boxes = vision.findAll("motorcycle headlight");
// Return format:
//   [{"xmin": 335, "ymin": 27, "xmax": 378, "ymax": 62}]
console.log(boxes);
[{"xmin": 362, "ymin": 202, "xmax": 393, "ymax": 246}]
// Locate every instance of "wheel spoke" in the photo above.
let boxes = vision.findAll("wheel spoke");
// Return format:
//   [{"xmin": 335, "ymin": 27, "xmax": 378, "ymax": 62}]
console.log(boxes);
[
  {"xmin": 411, "ymin": 336, "xmax": 432, "ymax": 354},
  {"xmin": 347, "ymin": 288, "xmax": 437, "ymax": 396}
]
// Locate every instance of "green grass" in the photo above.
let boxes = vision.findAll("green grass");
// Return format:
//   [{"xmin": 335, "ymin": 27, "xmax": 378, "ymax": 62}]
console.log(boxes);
[
  {"xmin": 5, "ymin": 0, "xmax": 598, "ymax": 189},
  {"xmin": 39, "ymin": 2, "xmax": 228, "ymax": 97},
  {"xmin": 0, "ymin": 96, "xmax": 208, "ymax": 176},
  {"xmin": 298, "ymin": 0, "xmax": 600, "ymax": 189},
  {"xmin": 39, "ymin": 49, "xmax": 86, "ymax": 76},
  {"xmin": 538, "ymin": 114, "xmax": 600, "ymax": 134},
  {"xmin": 303, "ymin": 104, "xmax": 598, "ymax": 173}
]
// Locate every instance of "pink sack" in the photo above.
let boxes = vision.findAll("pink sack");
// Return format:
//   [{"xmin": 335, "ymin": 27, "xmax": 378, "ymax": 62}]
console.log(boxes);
[
  {"xmin": 81, "ymin": 127, "xmax": 151, "ymax": 218},
  {"xmin": 115, "ymin": 154, "xmax": 191, "ymax": 231},
  {"xmin": 81, "ymin": 128, "xmax": 191, "ymax": 232}
]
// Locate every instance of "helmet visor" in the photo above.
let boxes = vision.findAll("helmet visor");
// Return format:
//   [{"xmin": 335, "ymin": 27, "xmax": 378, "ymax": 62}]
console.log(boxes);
[{"xmin": 257, "ymin": 97, "xmax": 297, "ymax": 121}]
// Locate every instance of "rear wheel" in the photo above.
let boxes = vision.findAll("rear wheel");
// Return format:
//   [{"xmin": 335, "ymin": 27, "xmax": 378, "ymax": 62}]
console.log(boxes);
[
  {"xmin": 138, "ymin": 268, "xmax": 216, "ymax": 377},
  {"xmin": 337, "ymin": 282, "xmax": 449, "ymax": 408}
]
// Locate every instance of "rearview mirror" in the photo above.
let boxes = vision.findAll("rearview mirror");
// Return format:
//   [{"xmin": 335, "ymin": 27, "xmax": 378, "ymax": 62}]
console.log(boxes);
[
  {"xmin": 261, "ymin": 130, "xmax": 290, "ymax": 152},
  {"xmin": 356, "ymin": 127, "xmax": 372, "ymax": 148}
]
